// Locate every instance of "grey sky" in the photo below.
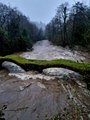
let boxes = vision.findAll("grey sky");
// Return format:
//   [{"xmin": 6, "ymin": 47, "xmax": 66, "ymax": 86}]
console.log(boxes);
[{"xmin": 0, "ymin": 0, "xmax": 89, "ymax": 23}]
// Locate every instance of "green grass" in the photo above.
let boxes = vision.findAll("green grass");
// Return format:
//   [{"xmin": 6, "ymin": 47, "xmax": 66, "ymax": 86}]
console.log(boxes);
[
  {"xmin": 0, "ymin": 55, "xmax": 90, "ymax": 76},
  {"xmin": 0, "ymin": 55, "xmax": 90, "ymax": 88}
]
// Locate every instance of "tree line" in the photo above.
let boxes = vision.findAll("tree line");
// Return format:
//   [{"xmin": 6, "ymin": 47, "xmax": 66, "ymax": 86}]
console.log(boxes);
[
  {"xmin": 45, "ymin": 2, "xmax": 90, "ymax": 50},
  {"xmin": 0, "ymin": 2, "xmax": 45, "ymax": 55}
]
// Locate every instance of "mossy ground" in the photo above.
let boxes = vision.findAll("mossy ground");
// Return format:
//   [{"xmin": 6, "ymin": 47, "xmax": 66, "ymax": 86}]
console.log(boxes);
[
  {"xmin": 0, "ymin": 55, "xmax": 90, "ymax": 74},
  {"xmin": 0, "ymin": 55, "xmax": 90, "ymax": 88}
]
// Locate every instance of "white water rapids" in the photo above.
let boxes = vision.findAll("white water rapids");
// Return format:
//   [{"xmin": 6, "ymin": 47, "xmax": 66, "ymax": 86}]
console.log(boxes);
[
  {"xmin": 21, "ymin": 40, "xmax": 85, "ymax": 62},
  {"xmin": 2, "ymin": 40, "xmax": 85, "ymax": 80},
  {"xmin": 1, "ymin": 40, "xmax": 90, "ymax": 120}
]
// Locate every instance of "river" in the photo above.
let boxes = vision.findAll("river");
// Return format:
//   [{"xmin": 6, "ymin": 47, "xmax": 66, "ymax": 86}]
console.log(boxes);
[
  {"xmin": 21, "ymin": 40, "xmax": 85, "ymax": 61},
  {"xmin": 0, "ymin": 40, "xmax": 90, "ymax": 120}
]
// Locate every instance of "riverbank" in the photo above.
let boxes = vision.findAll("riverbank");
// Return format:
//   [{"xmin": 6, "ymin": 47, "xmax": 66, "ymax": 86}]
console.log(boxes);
[
  {"xmin": 0, "ymin": 55, "xmax": 90, "ymax": 75},
  {"xmin": 0, "ymin": 40, "xmax": 90, "ymax": 120}
]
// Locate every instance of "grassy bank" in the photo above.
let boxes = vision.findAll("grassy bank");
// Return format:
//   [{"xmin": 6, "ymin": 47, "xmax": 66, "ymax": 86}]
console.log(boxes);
[
  {"xmin": 0, "ymin": 55, "xmax": 90, "ymax": 89},
  {"xmin": 0, "ymin": 55, "xmax": 90, "ymax": 75}
]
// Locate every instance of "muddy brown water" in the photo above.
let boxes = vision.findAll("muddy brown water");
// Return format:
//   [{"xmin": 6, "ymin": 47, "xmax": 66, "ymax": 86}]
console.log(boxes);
[
  {"xmin": 0, "ymin": 70, "xmax": 90, "ymax": 120},
  {"xmin": 0, "ymin": 40, "xmax": 90, "ymax": 120}
]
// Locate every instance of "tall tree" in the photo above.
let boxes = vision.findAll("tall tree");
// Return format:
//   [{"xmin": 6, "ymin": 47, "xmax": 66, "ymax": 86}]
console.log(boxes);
[
  {"xmin": 57, "ymin": 3, "xmax": 69, "ymax": 46},
  {"xmin": 0, "ymin": 2, "xmax": 41, "ymax": 55}
]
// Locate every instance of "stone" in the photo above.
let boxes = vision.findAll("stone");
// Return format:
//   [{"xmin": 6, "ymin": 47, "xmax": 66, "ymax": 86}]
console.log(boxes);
[
  {"xmin": 43, "ymin": 68, "xmax": 82, "ymax": 80},
  {"xmin": 2, "ymin": 61, "xmax": 25, "ymax": 73}
]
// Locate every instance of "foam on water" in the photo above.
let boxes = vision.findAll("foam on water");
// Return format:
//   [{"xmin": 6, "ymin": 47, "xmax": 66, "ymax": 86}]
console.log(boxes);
[{"xmin": 21, "ymin": 40, "xmax": 85, "ymax": 62}]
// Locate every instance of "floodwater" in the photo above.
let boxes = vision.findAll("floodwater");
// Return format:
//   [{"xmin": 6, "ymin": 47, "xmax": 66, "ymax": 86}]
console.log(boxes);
[
  {"xmin": 0, "ymin": 70, "xmax": 90, "ymax": 120},
  {"xmin": 21, "ymin": 40, "xmax": 86, "ymax": 62},
  {"xmin": 0, "ymin": 40, "xmax": 90, "ymax": 120}
]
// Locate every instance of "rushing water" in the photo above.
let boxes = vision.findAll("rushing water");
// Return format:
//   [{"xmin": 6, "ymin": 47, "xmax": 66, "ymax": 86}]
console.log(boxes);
[
  {"xmin": 21, "ymin": 40, "xmax": 85, "ymax": 62},
  {"xmin": 0, "ymin": 40, "xmax": 90, "ymax": 120},
  {"xmin": 2, "ymin": 40, "xmax": 85, "ymax": 81}
]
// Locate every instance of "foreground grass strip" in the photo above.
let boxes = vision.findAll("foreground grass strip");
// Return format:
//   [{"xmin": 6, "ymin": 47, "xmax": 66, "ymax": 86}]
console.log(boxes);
[{"xmin": 0, "ymin": 55, "xmax": 90, "ymax": 75}]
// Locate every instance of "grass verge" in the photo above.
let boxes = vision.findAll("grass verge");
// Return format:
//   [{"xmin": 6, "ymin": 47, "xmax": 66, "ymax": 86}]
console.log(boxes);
[{"xmin": 0, "ymin": 55, "xmax": 90, "ymax": 75}]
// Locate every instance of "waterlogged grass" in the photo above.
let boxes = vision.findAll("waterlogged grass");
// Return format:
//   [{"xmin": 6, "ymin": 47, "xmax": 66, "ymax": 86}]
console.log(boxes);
[{"xmin": 0, "ymin": 55, "xmax": 90, "ymax": 75}]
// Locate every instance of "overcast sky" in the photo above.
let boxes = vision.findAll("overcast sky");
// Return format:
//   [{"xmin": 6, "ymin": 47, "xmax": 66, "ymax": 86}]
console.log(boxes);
[{"xmin": 0, "ymin": 0, "xmax": 89, "ymax": 24}]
